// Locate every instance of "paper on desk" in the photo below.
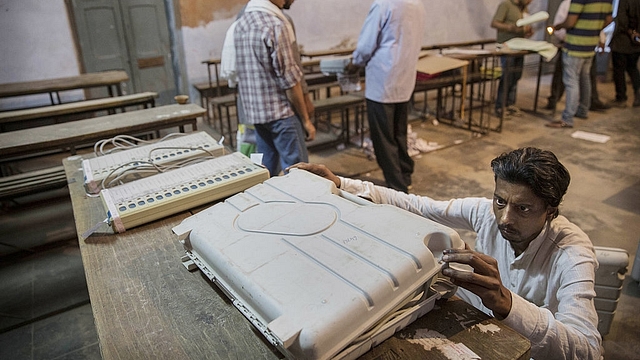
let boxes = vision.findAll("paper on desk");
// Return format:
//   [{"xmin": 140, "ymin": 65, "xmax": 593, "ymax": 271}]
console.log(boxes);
[
  {"xmin": 416, "ymin": 55, "xmax": 469, "ymax": 75},
  {"xmin": 251, "ymin": 153, "xmax": 264, "ymax": 165},
  {"xmin": 516, "ymin": 11, "xmax": 549, "ymax": 27},
  {"xmin": 504, "ymin": 38, "xmax": 558, "ymax": 61},
  {"xmin": 441, "ymin": 48, "xmax": 492, "ymax": 56},
  {"xmin": 403, "ymin": 329, "xmax": 481, "ymax": 359}
]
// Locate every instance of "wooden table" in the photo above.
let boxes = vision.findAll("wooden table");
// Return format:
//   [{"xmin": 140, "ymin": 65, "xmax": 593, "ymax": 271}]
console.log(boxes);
[
  {"xmin": 429, "ymin": 48, "xmax": 535, "ymax": 134},
  {"xmin": 62, "ymin": 156, "xmax": 530, "ymax": 360},
  {"xmin": 300, "ymin": 47, "xmax": 355, "ymax": 59},
  {"xmin": 0, "ymin": 70, "xmax": 129, "ymax": 105},
  {"xmin": 0, "ymin": 92, "xmax": 158, "ymax": 132},
  {"xmin": 359, "ymin": 296, "xmax": 530, "ymax": 360},
  {"xmin": 416, "ymin": 54, "xmax": 470, "ymax": 120},
  {"xmin": 0, "ymin": 104, "xmax": 203, "ymax": 161}
]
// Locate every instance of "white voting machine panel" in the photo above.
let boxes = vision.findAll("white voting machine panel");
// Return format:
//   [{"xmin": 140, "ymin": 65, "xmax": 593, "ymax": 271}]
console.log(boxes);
[
  {"xmin": 83, "ymin": 131, "xmax": 224, "ymax": 194},
  {"xmin": 173, "ymin": 169, "xmax": 463, "ymax": 360},
  {"xmin": 101, "ymin": 152, "xmax": 269, "ymax": 233}
]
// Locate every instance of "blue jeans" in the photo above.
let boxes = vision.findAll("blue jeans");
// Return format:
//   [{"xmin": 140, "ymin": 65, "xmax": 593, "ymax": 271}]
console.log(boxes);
[
  {"xmin": 254, "ymin": 115, "xmax": 308, "ymax": 177},
  {"xmin": 562, "ymin": 53, "xmax": 592, "ymax": 125},
  {"xmin": 496, "ymin": 55, "xmax": 524, "ymax": 110}
]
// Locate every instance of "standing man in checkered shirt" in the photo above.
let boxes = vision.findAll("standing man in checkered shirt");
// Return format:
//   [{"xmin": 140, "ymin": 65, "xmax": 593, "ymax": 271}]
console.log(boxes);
[{"xmin": 235, "ymin": 0, "xmax": 315, "ymax": 177}]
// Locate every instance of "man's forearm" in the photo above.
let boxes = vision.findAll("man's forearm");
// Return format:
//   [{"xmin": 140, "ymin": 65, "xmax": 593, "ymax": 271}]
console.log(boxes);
[{"xmin": 286, "ymin": 82, "xmax": 310, "ymax": 124}]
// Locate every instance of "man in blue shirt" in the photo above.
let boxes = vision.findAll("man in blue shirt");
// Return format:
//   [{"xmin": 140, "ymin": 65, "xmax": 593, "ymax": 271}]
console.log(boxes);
[{"xmin": 348, "ymin": 0, "xmax": 426, "ymax": 193}]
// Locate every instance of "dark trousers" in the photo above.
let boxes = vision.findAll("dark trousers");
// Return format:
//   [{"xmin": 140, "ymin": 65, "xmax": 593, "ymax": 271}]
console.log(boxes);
[
  {"xmin": 612, "ymin": 51, "xmax": 640, "ymax": 101},
  {"xmin": 496, "ymin": 55, "xmax": 524, "ymax": 110},
  {"xmin": 366, "ymin": 99, "xmax": 414, "ymax": 193}
]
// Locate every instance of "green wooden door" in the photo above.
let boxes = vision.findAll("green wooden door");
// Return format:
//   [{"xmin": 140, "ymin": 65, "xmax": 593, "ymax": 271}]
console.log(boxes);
[{"xmin": 70, "ymin": 0, "xmax": 176, "ymax": 105}]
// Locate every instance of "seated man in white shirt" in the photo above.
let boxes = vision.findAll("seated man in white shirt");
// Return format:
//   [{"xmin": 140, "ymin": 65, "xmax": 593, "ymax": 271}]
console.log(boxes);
[{"xmin": 287, "ymin": 147, "xmax": 601, "ymax": 360}]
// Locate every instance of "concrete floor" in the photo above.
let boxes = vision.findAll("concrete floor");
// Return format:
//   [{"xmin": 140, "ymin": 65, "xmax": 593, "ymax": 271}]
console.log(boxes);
[{"xmin": 1, "ymin": 72, "xmax": 639, "ymax": 359}]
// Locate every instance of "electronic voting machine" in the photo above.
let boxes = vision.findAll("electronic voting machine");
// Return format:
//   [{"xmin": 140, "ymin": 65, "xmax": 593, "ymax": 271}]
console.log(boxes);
[
  {"xmin": 82, "ymin": 131, "xmax": 224, "ymax": 194},
  {"xmin": 173, "ymin": 169, "xmax": 464, "ymax": 360},
  {"xmin": 100, "ymin": 152, "xmax": 269, "ymax": 233}
]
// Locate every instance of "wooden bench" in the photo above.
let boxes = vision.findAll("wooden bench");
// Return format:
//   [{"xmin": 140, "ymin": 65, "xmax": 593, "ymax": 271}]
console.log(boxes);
[
  {"xmin": 0, "ymin": 104, "xmax": 205, "ymax": 200},
  {"xmin": 309, "ymin": 94, "xmax": 366, "ymax": 150},
  {"xmin": 209, "ymin": 93, "xmax": 238, "ymax": 148},
  {"xmin": 0, "ymin": 103, "xmax": 204, "ymax": 162},
  {"xmin": 0, "ymin": 70, "xmax": 129, "ymax": 106},
  {"xmin": 195, "ymin": 58, "xmax": 238, "ymax": 122},
  {"xmin": 0, "ymin": 165, "xmax": 67, "ymax": 200},
  {"xmin": 300, "ymin": 47, "xmax": 355, "ymax": 59},
  {"xmin": 0, "ymin": 92, "xmax": 158, "ymax": 132}
]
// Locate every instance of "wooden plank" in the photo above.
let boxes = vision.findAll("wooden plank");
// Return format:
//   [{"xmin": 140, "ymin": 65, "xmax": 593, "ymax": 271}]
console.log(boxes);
[
  {"xmin": 0, "ymin": 165, "xmax": 67, "ymax": 199},
  {"xmin": 300, "ymin": 47, "xmax": 355, "ymax": 59},
  {"xmin": 359, "ymin": 297, "xmax": 530, "ymax": 360},
  {"xmin": 421, "ymin": 38, "xmax": 496, "ymax": 52},
  {"xmin": 0, "ymin": 92, "xmax": 157, "ymax": 124},
  {"xmin": 416, "ymin": 55, "xmax": 469, "ymax": 75},
  {"xmin": 313, "ymin": 94, "xmax": 364, "ymax": 112},
  {"xmin": 0, "ymin": 104, "xmax": 204, "ymax": 160},
  {"xmin": 0, "ymin": 165, "xmax": 65, "ymax": 184},
  {"xmin": 137, "ymin": 56, "xmax": 165, "ymax": 69},
  {"xmin": 0, "ymin": 70, "xmax": 129, "ymax": 98},
  {"xmin": 201, "ymin": 58, "xmax": 221, "ymax": 65}
]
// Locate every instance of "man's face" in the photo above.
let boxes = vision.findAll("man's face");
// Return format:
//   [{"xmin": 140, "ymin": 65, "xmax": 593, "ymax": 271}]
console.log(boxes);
[
  {"xmin": 283, "ymin": 0, "xmax": 295, "ymax": 10},
  {"xmin": 492, "ymin": 178, "xmax": 554, "ymax": 253}
]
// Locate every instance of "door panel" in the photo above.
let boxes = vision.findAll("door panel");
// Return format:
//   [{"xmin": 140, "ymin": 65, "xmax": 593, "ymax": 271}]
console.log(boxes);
[
  {"xmin": 70, "ymin": 0, "xmax": 176, "ymax": 104},
  {"xmin": 120, "ymin": 0, "xmax": 174, "ymax": 105},
  {"xmin": 71, "ymin": 0, "xmax": 130, "ymax": 98}
]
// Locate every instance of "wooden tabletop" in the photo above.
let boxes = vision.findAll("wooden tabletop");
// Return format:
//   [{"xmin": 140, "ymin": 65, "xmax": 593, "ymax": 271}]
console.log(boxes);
[
  {"xmin": 201, "ymin": 58, "xmax": 221, "ymax": 65},
  {"xmin": 359, "ymin": 297, "xmax": 530, "ymax": 360},
  {"xmin": 0, "ymin": 92, "xmax": 158, "ymax": 124},
  {"xmin": 62, "ymin": 155, "xmax": 530, "ymax": 360},
  {"xmin": 0, "ymin": 104, "xmax": 204, "ymax": 160},
  {"xmin": 0, "ymin": 70, "xmax": 129, "ymax": 98},
  {"xmin": 300, "ymin": 48, "xmax": 355, "ymax": 59}
]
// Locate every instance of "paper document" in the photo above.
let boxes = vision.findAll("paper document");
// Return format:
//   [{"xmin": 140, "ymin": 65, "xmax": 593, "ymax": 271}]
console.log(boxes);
[
  {"xmin": 571, "ymin": 131, "xmax": 611, "ymax": 143},
  {"xmin": 516, "ymin": 11, "xmax": 549, "ymax": 27}
]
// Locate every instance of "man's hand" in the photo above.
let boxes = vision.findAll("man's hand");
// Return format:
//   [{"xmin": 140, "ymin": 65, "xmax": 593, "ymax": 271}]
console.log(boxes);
[
  {"xmin": 344, "ymin": 62, "xmax": 361, "ymax": 75},
  {"xmin": 441, "ymin": 248, "xmax": 513, "ymax": 319},
  {"xmin": 285, "ymin": 163, "xmax": 340, "ymax": 188},
  {"xmin": 302, "ymin": 118, "xmax": 316, "ymax": 141},
  {"xmin": 304, "ymin": 93, "xmax": 315, "ymax": 119},
  {"xmin": 524, "ymin": 25, "xmax": 533, "ymax": 38}
]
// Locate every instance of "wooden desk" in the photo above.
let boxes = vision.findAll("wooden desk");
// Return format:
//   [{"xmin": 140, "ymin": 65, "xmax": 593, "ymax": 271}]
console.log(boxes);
[
  {"xmin": 300, "ymin": 47, "xmax": 355, "ymax": 59},
  {"xmin": 418, "ymin": 47, "xmax": 534, "ymax": 134},
  {"xmin": 416, "ymin": 55, "xmax": 469, "ymax": 120},
  {"xmin": 62, "ymin": 156, "xmax": 530, "ymax": 360},
  {"xmin": 201, "ymin": 58, "xmax": 224, "ymax": 97},
  {"xmin": 0, "ymin": 104, "xmax": 203, "ymax": 161},
  {"xmin": 360, "ymin": 297, "xmax": 530, "ymax": 360},
  {"xmin": 0, "ymin": 92, "xmax": 157, "ymax": 132},
  {"xmin": 0, "ymin": 70, "xmax": 129, "ymax": 105}
]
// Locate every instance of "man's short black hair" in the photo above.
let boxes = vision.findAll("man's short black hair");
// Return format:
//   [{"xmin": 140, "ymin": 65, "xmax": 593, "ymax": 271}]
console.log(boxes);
[{"xmin": 491, "ymin": 147, "xmax": 570, "ymax": 219}]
